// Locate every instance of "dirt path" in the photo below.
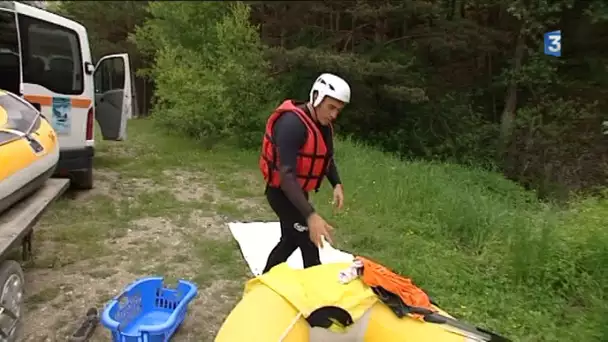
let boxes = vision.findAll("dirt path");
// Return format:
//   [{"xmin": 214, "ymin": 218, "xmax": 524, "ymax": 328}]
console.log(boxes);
[{"xmin": 21, "ymin": 121, "xmax": 274, "ymax": 341}]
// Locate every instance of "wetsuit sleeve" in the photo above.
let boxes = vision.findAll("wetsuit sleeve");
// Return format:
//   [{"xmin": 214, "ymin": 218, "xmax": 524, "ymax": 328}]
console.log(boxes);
[
  {"xmin": 326, "ymin": 158, "xmax": 342, "ymax": 188},
  {"xmin": 273, "ymin": 112, "xmax": 316, "ymax": 219}
]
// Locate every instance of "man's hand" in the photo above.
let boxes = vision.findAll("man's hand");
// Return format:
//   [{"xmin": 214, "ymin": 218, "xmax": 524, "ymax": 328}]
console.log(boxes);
[
  {"xmin": 333, "ymin": 184, "xmax": 344, "ymax": 210},
  {"xmin": 306, "ymin": 213, "xmax": 334, "ymax": 248}
]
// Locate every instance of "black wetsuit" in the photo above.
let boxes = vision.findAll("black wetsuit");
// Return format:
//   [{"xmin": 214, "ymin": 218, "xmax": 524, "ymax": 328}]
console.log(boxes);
[{"xmin": 262, "ymin": 103, "xmax": 341, "ymax": 273}]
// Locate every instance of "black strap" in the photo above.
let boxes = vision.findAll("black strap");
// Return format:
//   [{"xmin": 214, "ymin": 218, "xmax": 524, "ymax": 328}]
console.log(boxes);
[
  {"xmin": 371, "ymin": 286, "xmax": 434, "ymax": 318},
  {"xmin": 306, "ymin": 306, "xmax": 354, "ymax": 329}
]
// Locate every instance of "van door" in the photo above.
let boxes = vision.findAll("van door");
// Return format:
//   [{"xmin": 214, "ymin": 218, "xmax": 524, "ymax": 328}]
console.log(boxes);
[
  {"xmin": 16, "ymin": 7, "xmax": 90, "ymax": 151},
  {"xmin": 0, "ymin": 8, "xmax": 21, "ymax": 96},
  {"xmin": 94, "ymin": 53, "xmax": 132, "ymax": 141}
]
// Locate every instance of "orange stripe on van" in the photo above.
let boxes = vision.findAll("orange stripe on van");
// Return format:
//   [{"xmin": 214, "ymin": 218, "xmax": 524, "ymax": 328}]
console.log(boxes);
[
  {"xmin": 23, "ymin": 94, "xmax": 92, "ymax": 109},
  {"xmin": 71, "ymin": 98, "xmax": 92, "ymax": 108},
  {"xmin": 23, "ymin": 94, "xmax": 52, "ymax": 106}
]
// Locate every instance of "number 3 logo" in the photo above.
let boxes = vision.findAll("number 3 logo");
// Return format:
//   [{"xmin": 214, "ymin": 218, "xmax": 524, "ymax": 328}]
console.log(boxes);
[
  {"xmin": 544, "ymin": 30, "xmax": 562, "ymax": 57},
  {"xmin": 548, "ymin": 35, "xmax": 561, "ymax": 52}
]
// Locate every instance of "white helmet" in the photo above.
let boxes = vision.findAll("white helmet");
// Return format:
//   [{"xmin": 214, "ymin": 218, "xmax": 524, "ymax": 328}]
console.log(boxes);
[{"xmin": 309, "ymin": 73, "xmax": 351, "ymax": 107}]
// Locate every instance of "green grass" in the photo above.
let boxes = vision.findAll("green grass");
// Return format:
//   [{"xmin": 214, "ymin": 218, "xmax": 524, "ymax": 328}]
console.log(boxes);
[
  {"xmin": 28, "ymin": 118, "xmax": 607, "ymax": 341},
  {"xmin": 312, "ymin": 139, "xmax": 608, "ymax": 341},
  {"xmin": 123, "ymin": 118, "xmax": 607, "ymax": 341}
]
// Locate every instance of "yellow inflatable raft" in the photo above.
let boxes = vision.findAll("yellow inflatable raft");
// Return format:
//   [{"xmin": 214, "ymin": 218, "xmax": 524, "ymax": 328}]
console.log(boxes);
[
  {"xmin": 216, "ymin": 263, "xmax": 505, "ymax": 342},
  {"xmin": 0, "ymin": 90, "xmax": 59, "ymax": 214}
]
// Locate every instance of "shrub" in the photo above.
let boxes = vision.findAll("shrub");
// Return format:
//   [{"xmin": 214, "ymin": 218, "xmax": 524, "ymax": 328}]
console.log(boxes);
[{"xmin": 133, "ymin": 1, "xmax": 277, "ymax": 148}]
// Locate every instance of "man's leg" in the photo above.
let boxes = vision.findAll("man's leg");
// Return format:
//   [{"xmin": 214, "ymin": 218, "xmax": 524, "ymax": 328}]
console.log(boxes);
[
  {"xmin": 295, "ymin": 225, "xmax": 321, "ymax": 268},
  {"xmin": 262, "ymin": 220, "xmax": 298, "ymax": 274},
  {"xmin": 262, "ymin": 188, "xmax": 300, "ymax": 274},
  {"xmin": 263, "ymin": 187, "xmax": 320, "ymax": 271}
]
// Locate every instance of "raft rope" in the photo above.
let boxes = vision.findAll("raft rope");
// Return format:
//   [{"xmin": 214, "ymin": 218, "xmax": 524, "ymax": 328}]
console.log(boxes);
[
  {"xmin": 0, "ymin": 128, "xmax": 25, "ymax": 137},
  {"xmin": 278, "ymin": 312, "xmax": 303, "ymax": 342}
]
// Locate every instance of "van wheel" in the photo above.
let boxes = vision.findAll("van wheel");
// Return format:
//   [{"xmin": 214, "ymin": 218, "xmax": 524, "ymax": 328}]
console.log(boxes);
[
  {"xmin": 72, "ymin": 169, "xmax": 94, "ymax": 190},
  {"xmin": 0, "ymin": 260, "xmax": 25, "ymax": 342}
]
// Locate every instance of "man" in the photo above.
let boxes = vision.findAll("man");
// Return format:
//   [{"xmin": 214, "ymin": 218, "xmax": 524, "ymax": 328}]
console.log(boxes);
[{"xmin": 259, "ymin": 73, "xmax": 350, "ymax": 274}]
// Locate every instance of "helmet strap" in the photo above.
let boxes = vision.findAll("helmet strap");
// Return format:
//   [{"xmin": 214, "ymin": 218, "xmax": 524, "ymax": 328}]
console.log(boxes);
[{"xmin": 306, "ymin": 102, "xmax": 319, "ymax": 122}]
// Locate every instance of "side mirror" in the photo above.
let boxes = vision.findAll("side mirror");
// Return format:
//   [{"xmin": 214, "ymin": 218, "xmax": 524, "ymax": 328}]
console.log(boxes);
[{"xmin": 84, "ymin": 61, "xmax": 95, "ymax": 75}]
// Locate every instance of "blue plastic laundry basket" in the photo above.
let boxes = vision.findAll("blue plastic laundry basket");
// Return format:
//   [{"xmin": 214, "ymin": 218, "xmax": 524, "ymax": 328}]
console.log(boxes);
[{"xmin": 101, "ymin": 276, "xmax": 198, "ymax": 342}]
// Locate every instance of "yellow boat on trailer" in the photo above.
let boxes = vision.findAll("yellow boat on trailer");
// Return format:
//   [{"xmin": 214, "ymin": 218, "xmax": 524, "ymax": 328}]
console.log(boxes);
[
  {"xmin": 0, "ymin": 90, "xmax": 59, "ymax": 214},
  {"xmin": 215, "ymin": 262, "xmax": 509, "ymax": 342}
]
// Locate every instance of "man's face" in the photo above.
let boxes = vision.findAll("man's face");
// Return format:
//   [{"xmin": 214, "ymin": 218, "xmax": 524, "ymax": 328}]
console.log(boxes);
[{"xmin": 315, "ymin": 96, "xmax": 346, "ymax": 126}]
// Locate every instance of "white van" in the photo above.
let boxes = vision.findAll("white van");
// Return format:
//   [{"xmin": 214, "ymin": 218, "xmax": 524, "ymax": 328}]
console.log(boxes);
[{"xmin": 0, "ymin": 1, "xmax": 132, "ymax": 189}]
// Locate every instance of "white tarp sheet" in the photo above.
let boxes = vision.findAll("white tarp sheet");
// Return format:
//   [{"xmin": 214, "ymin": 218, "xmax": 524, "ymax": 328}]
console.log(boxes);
[{"xmin": 228, "ymin": 221, "xmax": 354, "ymax": 276}]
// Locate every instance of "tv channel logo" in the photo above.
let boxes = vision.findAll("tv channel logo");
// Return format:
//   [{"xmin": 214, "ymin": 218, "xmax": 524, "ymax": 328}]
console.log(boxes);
[{"xmin": 544, "ymin": 30, "xmax": 561, "ymax": 57}]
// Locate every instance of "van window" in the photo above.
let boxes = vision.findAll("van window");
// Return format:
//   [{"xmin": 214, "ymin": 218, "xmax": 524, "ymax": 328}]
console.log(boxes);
[
  {"xmin": 0, "ymin": 10, "xmax": 20, "ymax": 94},
  {"xmin": 95, "ymin": 56, "xmax": 125, "ymax": 94},
  {"xmin": 18, "ymin": 14, "xmax": 84, "ymax": 95}
]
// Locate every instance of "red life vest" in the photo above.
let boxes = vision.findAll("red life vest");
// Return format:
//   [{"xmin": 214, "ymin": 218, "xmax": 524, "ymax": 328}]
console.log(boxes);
[{"xmin": 259, "ymin": 100, "xmax": 333, "ymax": 192}]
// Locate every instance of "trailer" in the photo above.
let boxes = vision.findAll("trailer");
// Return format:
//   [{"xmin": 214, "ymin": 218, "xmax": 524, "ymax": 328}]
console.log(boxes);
[{"xmin": 0, "ymin": 178, "xmax": 69, "ymax": 341}]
